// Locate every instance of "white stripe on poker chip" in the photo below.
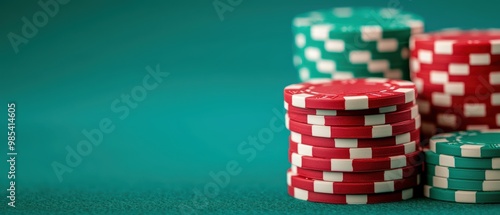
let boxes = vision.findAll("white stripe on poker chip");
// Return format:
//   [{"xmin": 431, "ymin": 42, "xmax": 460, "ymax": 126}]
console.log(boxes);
[
  {"xmin": 360, "ymin": 25, "xmax": 382, "ymax": 41},
  {"xmin": 464, "ymin": 103, "xmax": 486, "ymax": 117},
  {"xmin": 364, "ymin": 114, "xmax": 385, "ymax": 125},
  {"xmin": 297, "ymin": 143, "xmax": 313, "ymax": 156},
  {"xmin": 295, "ymin": 33, "xmax": 306, "ymax": 48},
  {"xmin": 379, "ymin": 105, "xmax": 397, "ymax": 113},
  {"xmin": 374, "ymin": 181, "xmax": 395, "ymax": 193},
  {"xmin": 305, "ymin": 47, "xmax": 321, "ymax": 61},
  {"xmin": 294, "ymin": 187, "xmax": 309, "ymax": 200},
  {"xmin": 395, "ymin": 132, "xmax": 411, "ymax": 144},
  {"xmin": 414, "ymin": 78, "xmax": 423, "ymax": 94},
  {"xmin": 310, "ymin": 24, "xmax": 332, "ymax": 41},
  {"xmin": 331, "ymin": 159, "xmax": 353, "ymax": 171},
  {"xmin": 431, "ymin": 92, "xmax": 451, "ymax": 107},
  {"xmin": 437, "ymin": 113, "xmax": 456, "ymax": 128},
  {"xmin": 292, "ymin": 153, "xmax": 303, "ymax": 167},
  {"xmin": 344, "ymin": 95, "xmax": 369, "ymax": 109},
  {"xmin": 390, "ymin": 155, "xmax": 407, "ymax": 169},
  {"xmin": 430, "ymin": 71, "xmax": 449, "ymax": 83},
  {"xmin": 435, "ymin": 165, "xmax": 450, "ymax": 178},
  {"xmin": 432, "ymin": 176, "xmax": 448, "ymax": 189},
  {"xmin": 372, "ymin": 124, "xmax": 392, "ymax": 138},
  {"xmin": 323, "ymin": 171, "xmax": 343, "ymax": 181},
  {"xmin": 368, "ymin": 60, "xmax": 389, "ymax": 72},
  {"xmin": 449, "ymin": 64, "xmax": 469, "ymax": 75},
  {"xmin": 492, "ymin": 93, "xmax": 500, "ymax": 105},
  {"xmin": 384, "ymin": 69, "xmax": 404, "ymax": 79},
  {"xmin": 434, "ymin": 40, "xmax": 454, "ymax": 54},
  {"xmin": 402, "ymin": 188, "xmax": 413, "ymax": 200},
  {"xmin": 336, "ymin": 139, "xmax": 358, "ymax": 148},
  {"xmin": 401, "ymin": 48, "xmax": 410, "ymax": 59},
  {"xmin": 299, "ymin": 67, "xmax": 310, "ymax": 81},
  {"xmin": 410, "ymin": 58, "xmax": 420, "ymax": 72},
  {"xmin": 317, "ymin": 60, "xmax": 335, "ymax": 73},
  {"xmin": 460, "ymin": 145, "xmax": 483, "ymax": 157},
  {"xmin": 470, "ymin": 54, "xmax": 490, "ymax": 65},
  {"xmin": 287, "ymin": 170, "xmax": 292, "ymax": 185},
  {"xmin": 444, "ymin": 82, "xmax": 465, "ymax": 95},
  {"xmin": 307, "ymin": 115, "xmax": 325, "ymax": 125},
  {"xmin": 486, "ymin": 170, "xmax": 500, "ymax": 180},
  {"xmin": 484, "ymin": 181, "xmax": 500, "ymax": 191},
  {"xmin": 312, "ymin": 125, "xmax": 330, "ymax": 138},
  {"xmin": 349, "ymin": 148, "xmax": 372, "ymax": 159},
  {"xmin": 384, "ymin": 168, "xmax": 403, "ymax": 181},
  {"xmin": 332, "ymin": 72, "xmax": 354, "ymax": 79},
  {"xmin": 290, "ymin": 131, "xmax": 302, "ymax": 143},
  {"xmin": 313, "ymin": 180, "xmax": 332, "ymax": 193},
  {"xmin": 395, "ymin": 88, "xmax": 415, "ymax": 103},
  {"xmin": 324, "ymin": 39, "xmax": 345, "ymax": 52},
  {"xmin": 494, "ymin": 158, "xmax": 500, "ymax": 169},
  {"xmin": 492, "ymin": 39, "xmax": 500, "ymax": 54},
  {"xmin": 316, "ymin": 109, "xmax": 337, "ymax": 115},
  {"xmin": 291, "ymin": 93, "xmax": 313, "ymax": 108},
  {"xmin": 455, "ymin": 191, "xmax": 476, "ymax": 203},
  {"xmin": 417, "ymin": 99, "xmax": 430, "ymax": 114},
  {"xmin": 418, "ymin": 50, "xmax": 433, "ymax": 64},
  {"xmin": 350, "ymin": 51, "xmax": 371, "ymax": 63},
  {"xmin": 377, "ymin": 39, "xmax": 398, "ymax": 52},
  {"xmin": 491, "ymin": 72, "xmax": 500, "ymax": 84},
  {"xmin": 439, "ymin": 154, "xmax": 456, "ymax": 167},
  {"xmin": 346, "ymin": 194, "xmax": 368, "ymax": 204}
]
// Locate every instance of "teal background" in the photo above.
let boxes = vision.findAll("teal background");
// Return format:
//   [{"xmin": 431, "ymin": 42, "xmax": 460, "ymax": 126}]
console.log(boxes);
[{"xmin": 1, "ymin": 0, "xmax": 500, "ymax": 214}]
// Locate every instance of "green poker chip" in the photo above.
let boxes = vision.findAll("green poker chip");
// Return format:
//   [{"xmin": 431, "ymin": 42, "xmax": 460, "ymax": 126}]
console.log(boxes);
[
  {"xmin": 426, "ymin": 164, "xmax": 500, "ymax": 181},
  {"xmin": 424, "ymin": 185, "xmax": 500, "ymax": 203},
  {"xmin": 424, "ymin": 148, "xmax": 500, "ymax": 169},
  {"xmin": 292, "ymin": 7, "xmax": 424, "ymax": 39},
  {"xmin": 426, "ymin": 174, "xmax": 500, "ymax": 191},
  {"xmin": 430, "ymin": 130, "xmax": 500, "ymax": 158}
]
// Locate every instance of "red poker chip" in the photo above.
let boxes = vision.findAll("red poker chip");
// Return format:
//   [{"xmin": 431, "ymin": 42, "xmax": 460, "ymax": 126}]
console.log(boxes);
[
  {"xmin": 417, "ymin": 98, "xmax": 500, "ymax": 117},
  {"xmin": 284, "ymin": 78, "xmax": 416, "ymax": 110},
  {"xmin": 410, "ymin": 29, "xmax": 500, "ymax": 54},
  {"xmin": 412, "ymin": 77, "xmax": 500, "ymax": 96},
  {"xmin": 411, "ymin": 58, "xmax": 500, "ymax": 75},
  {"xmin": 420, "ymin": 111, "xmax": 500, "ymax": 130},
  {"xmin": 288, "ymin": 150, "xmax": 424, "ymax": 172},
  {"xmin": 291, "ymin": 164, "xmax": 423, "ymax": 183},
  {"xmin": 287, "ymin": 186, "xmax": 417, "ymax": 204},
  {"xmin": 286, "ymin": 114, "xmax": 421, "ymax": 138},
  {"xmin": 411, "ymin": 69, "xmax": 500, "ymax": 86},
  {"xmin": 289, "ymin": 129, "xmax": 421, "ymax": 148},
  {"xmin": 287, "ymin": 170, "xmax": 420, "ymax": 195},
  {"xmin": 289, "ymin": 139, "xmax": 418, "ymax": 159},
  {"xmin": 287, "ymin": 105, "xmax": 418, "ymax": 126},
  {"xmin": 417, "ymin": 91, "xmax": 500, "ymax": 108},
  {"xmin": 410, "ymin": 49, "xmax": 500, "ymax": 65},
  {"xmin": 421, "ymin": 118, "xmax": 500, "ymax": 133},
  {"xmin": 284, "ymin": 101, "xmax": 416, "ymax": 116}
]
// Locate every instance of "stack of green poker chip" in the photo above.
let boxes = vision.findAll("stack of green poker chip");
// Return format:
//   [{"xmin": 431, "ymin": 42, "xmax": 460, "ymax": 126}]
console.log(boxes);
[
  {"xmin": 423, "ymin": 130, "xmax": 500, "ymax": 203},
  {"xmin": 291, "ymin": 7, "xmax": 424, "ymax": 81}
]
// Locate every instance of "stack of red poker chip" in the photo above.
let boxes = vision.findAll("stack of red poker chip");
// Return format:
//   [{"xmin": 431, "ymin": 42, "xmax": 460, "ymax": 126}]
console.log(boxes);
[
  {"xmin": 283, "ymin": 78, "xmax": 423, "ymax": 204},
  {"xmin": 410, "ymin": 29, "xmax": 500, "ymax": 136}
]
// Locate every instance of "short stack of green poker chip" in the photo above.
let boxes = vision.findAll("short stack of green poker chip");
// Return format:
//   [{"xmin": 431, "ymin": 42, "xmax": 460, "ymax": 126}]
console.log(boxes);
[
  {"xmin": 423, "ymin": 130, "xmax": 500, "ymax": 203},
  {"xmin": 291, "ymin": 7, "xmax": 424, "ymax": 81}
]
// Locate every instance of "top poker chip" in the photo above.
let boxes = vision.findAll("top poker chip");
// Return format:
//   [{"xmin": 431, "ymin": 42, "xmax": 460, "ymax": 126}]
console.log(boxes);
[
  {"xmin": 411, "ymin": 29, "xmax": 500, "ymax": 54},
  {"xmin": 284, "ymin": 78, "xmax": 416, "ymax": 110},
  {"xmin": 430, "ymin": 130, "xmax": 500, "ymax": 158},
  {"xmin": 293, "ymin": 7, "xmax": 424, "ymax": 41}
]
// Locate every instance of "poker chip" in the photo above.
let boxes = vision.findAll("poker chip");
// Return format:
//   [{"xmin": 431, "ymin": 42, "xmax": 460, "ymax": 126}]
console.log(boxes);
[
  {"xmin": 284, "ymin": 101, "xmax": 416, "ymax": 116},
  {"xmin": 287, "ymin": 105, "xmax": 418, "ymax": 126},
  {"xmin": 411, "ymin": 29, "xmax": 500, "ymax": 55},
  {"xmin": 290, "ymin": 130, "xmax": 420, "ymax": 148},
  {"xmin": 424, "ymin": 185, "xmax": 500, "ymax": 203},
  {"xmin": 426, "ymin": 174, "xmax": 500, "ymax": 191},
  {"xmin": 410, "ymin": 30, "xmax": 500, "ymax": 135},
  {"xmin": 410, "ymin": 49, "xmax": 500, "ymax": 65},
  {"xmin": 288, "ymin": 186, "xmax": 416, "ymax": 204},
  {"xmin": 286, "ymin": 114, "xmax": 421, "ymax": 138},
  {"xmin": 289, "ymin": 139, "xmax": 418, "ymax": 159},
  {"xmin": 424, "ymin": 148, "xmax": 500, "ymax": 169},
  {"xmin": 426, "ymin": 164, "xmax": 500, "ymax": 181},
  {"xmin": 289, "ymin": 150, "xmax": 423, "ymax": 172},
  {"xmin": 291, "ymin": 164, "xmax": 422, "ymax": 182},
  {"xmin": 284, "ymin": 78, "xmax": 416, "ymax": 110},
  {"xmin": 292, "ymin": 7, "xmax": 423, "ymax": 81},
  {"xmin": 287, "ymin": 169, "xmax": 420, "ymax": 194},
  {"xmin": 429, "ymin": 130, "xmax": 500, "ymax": 158}
]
